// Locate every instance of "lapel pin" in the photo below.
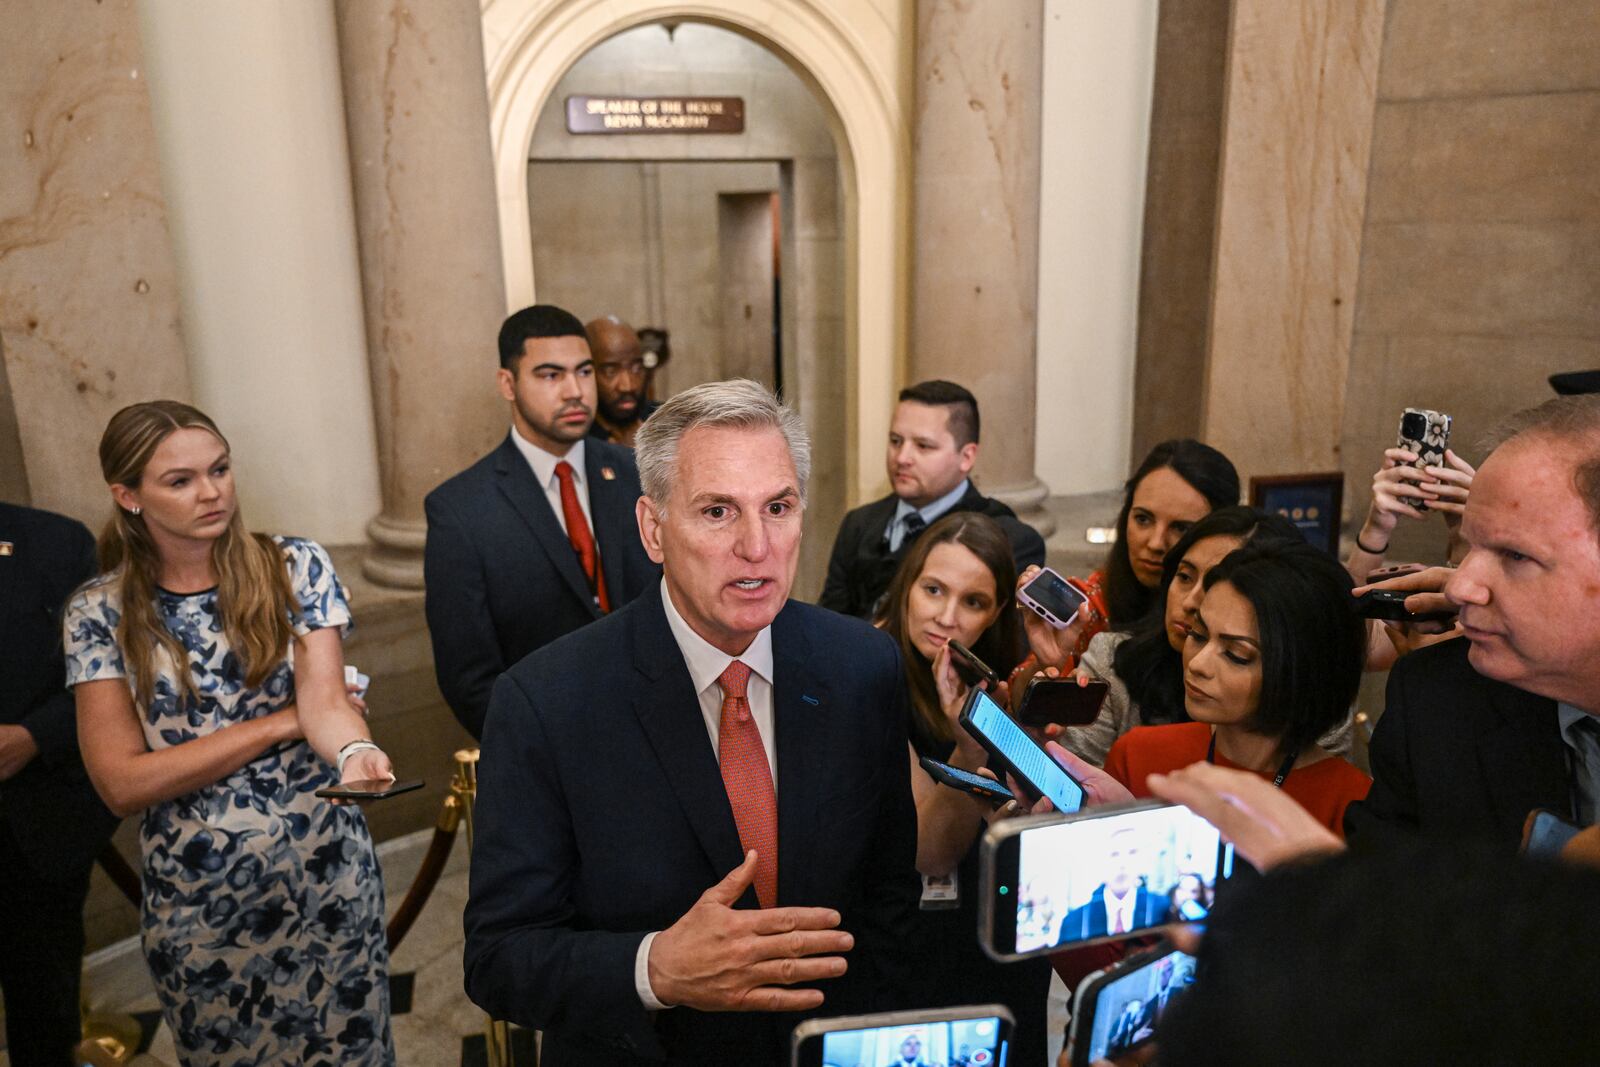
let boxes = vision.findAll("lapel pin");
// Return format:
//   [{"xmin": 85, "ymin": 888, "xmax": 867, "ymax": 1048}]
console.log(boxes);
[
  {"xmin": 802, "ymin": 694, "xmax": 820, "ymax": 705},
  {"xmin": 0, "ymin": 541, "xmax": 12, "ymax": 557},
  {"xmin": 600, "ymin": 466, "xmax": 616, "ymax": 481}
]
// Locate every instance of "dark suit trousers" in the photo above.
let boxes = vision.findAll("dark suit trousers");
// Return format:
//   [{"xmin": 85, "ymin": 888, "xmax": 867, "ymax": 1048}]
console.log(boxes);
[{"xmin": 0, "ymin": 817, "xmax": 90, "ymax": 1067}]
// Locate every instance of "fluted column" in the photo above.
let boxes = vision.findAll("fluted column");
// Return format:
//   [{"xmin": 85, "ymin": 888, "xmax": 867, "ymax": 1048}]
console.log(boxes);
[
  {"xmin": 335, "ymin": 0, "xmax": 508, "ymax": 588},
  {"xmin": 910, "ymin": 0, "xmax": 1054, "ymax": 538}
]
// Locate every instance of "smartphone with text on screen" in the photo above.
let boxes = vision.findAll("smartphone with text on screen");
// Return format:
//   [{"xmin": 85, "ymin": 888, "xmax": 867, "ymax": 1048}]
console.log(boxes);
[{"xmin": 958, "ymin": 687, "xmax": 1084, "ymax": 814}]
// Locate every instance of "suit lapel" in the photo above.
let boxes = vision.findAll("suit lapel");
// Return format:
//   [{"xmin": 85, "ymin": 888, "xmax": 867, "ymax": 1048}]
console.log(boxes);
[
  {"xmin": 0, "ymin": 513, "xmax": 18, "ymax": 653},
  {"xmin": 492, "ymin": 436, "xmax": 598, "ymax": 614},
  {"xmin": 773, "ymin": 604, "xmax": 829, "ymax": 906},
  {"xmin": 1476, "ymin": 681, "xmax": 1569, "ymax": 824},
  {"xmin": 584, "ymin": 442, "xmax": 640, "ymax": 602},
  {"xmin": 628, "ymin": 586, "xmax": 749, "ymax": 888}
]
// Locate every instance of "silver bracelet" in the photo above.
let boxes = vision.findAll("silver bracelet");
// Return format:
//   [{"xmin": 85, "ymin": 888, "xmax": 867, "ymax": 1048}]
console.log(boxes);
[{"xmin": 336, "ymin": 739, "xmax": 381, "ymax": 778}]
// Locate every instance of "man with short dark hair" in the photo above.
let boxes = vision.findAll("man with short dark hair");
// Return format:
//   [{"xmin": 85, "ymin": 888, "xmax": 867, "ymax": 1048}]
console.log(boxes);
[
  {"xmin": 585, "ymin": 315, "xmax": 660, "ymax": 448},
  {"xmin": 424, "ymin": 304, "xmax": 659, "ymax": 738},
  {"xmin": 818, "ymin": 380, "xmax": 1045, "ymax": 619},
  {"xmin": 1345, "ymin": 394, "xmax": 1600, "ymax": 847}
]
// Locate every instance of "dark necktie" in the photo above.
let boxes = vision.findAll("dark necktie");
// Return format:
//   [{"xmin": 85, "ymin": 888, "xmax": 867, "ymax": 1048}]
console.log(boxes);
[
  {"xmin": 717, "ymin": 660, "xmax": 778, "ymax": 907},
  {"xmin": 553, "ymin": 461, "xmax": 610, "ymax": 612},
  {"xmin": 901, "ymin": 511, "xmax": 927, "ymax": 545}
]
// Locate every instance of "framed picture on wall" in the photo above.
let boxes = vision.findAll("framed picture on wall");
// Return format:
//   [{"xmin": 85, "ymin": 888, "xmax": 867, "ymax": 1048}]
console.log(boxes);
[{"xmin": 1249, "ymin": 472, "xmax": 1344, "ymax": 555}]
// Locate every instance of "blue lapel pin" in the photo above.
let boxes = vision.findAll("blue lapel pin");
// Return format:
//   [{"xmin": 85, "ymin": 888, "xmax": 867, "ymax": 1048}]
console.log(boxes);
[{"xmin": 801, "ymin": 694, "xmax": 820, "ymax": 705}]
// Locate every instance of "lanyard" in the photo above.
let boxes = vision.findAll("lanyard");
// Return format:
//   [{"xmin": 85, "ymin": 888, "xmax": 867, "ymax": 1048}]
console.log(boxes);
[{"xmin": 1206, "ymin": 733, "xmax": 1297, "ymax": 788}]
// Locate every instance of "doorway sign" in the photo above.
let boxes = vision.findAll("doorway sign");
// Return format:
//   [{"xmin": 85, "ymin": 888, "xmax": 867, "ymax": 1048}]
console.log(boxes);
[{"xmin": 565, "ymin": 95, "xmax": 745, "ymax": 133}]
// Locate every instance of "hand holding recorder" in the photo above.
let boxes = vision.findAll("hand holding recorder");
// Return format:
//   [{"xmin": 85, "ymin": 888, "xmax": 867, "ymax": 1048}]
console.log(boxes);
[{"xmin": 646, "ymin": 850, "xmax": 853, "ymax": 1012}]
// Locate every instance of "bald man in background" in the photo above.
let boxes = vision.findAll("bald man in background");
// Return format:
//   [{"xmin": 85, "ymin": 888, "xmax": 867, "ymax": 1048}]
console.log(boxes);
[{"xmin": 586, "ymin": 316, "xmax": 661, "ymax": 447}]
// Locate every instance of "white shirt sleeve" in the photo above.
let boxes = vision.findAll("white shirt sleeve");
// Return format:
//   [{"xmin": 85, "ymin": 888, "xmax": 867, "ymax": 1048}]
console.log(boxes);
[{"xmin": 634, "ymin": 930, "xmax": 670, "ymax": 1010}]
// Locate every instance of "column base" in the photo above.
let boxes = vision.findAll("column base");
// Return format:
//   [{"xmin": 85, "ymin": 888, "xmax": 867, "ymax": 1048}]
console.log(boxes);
[
  {"xmin": 987, "ymin": 476, "xmax": 1057, "ymax": 541},
  {"xmin": 362, "ymin": 513, "xmax": 427, "ymax": 590}
]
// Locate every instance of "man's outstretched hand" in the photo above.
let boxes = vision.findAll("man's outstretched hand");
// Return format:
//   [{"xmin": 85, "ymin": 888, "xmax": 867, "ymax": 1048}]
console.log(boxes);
[{"xmin": 646, "ymin": 850, "xmax": 853, "ymax": 1011}]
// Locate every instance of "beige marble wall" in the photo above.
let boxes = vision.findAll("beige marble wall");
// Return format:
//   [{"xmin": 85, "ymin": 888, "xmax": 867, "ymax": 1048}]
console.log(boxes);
[
  {"xmin": 1130, "ymin": 0, "xmax": 1230, "ymax": 464},
  {"xmin": 1199, "ymin": 0, "xmax": 1388, "ymax": 489},
  {"xmin": 1341, "ymin": 0, "xmax": 1600, "ymax": 562},
  {"xmin": 911, "ymin": 0, "xmax": 1052, "ymax": 533},
  {"xmin": 0, "ymin": 0, "xmax": 190, "ymax": 522}
]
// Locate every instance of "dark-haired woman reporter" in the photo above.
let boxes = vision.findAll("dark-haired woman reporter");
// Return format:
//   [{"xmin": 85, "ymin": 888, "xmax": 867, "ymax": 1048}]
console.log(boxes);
[
  {"xmin": 1013, "ymin": 440, "xmax": 1239, "ymax": 688},
  {"xmin": 1104, "ymin": 540, "xmax": 1371, "ymax": 833},
  {"xmin": 65, "ymin": 401, "xmax": 396, "ymax": 1066},
  {"xmin": 875, "ymin": 511, "xmax": 1051, "ymax": 1066}
]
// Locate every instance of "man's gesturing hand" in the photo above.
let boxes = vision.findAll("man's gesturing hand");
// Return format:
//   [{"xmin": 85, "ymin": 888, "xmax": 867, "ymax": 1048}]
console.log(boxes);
[{"xmin": 646, "ymin": 850, "xmax": 853, "ymax": 1012}]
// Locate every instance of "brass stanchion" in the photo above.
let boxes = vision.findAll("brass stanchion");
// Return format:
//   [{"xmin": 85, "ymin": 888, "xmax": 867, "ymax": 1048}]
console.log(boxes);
[
  {"xmin": 76, "ymin": 844, "xmax": 144, "ymax": 1065},
  {"xmin": 454, "ymin": 748, "xmax": 526, "ymax": 1067}
]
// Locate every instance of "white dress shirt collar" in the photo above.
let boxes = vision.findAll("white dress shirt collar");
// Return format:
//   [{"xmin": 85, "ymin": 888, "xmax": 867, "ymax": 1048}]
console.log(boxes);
[
  {"xmin": 510, "ymin": 425, "xmax": 586, "ymax": 491},
  {"xmin": 887, "ymin": 477, "xmax": 972, "ymax": 550},
  {"xmin": 659, "ymin": 577, "xmax": 774, "ymax": 692}
]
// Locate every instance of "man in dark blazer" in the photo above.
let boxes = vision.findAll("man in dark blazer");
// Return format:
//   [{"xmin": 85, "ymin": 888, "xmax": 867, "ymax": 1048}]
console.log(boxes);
[
  {"xmin": 425, "ymin": 305, "xmax": 659, "ymax": 738},
  {"xmin": 0, "ymin": 502, "xmax": 119, "ymax": 1066},
  {"xmin": 1345, "ymin": 395, "xmax": 1600, "ymax": 848},
  {"xmin": 464, "ymin": 380, "xmax": 919, "ymax": 1065},
  {"xmin": 819, "ymin": 380, "xmax": 1045, "ymax": 619}
]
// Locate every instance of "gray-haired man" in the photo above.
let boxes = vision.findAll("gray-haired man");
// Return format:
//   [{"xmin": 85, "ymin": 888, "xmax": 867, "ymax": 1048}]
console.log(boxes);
[{"xmin": 464, "ymin": 379, "xmax": 919, "ymax": 1065}]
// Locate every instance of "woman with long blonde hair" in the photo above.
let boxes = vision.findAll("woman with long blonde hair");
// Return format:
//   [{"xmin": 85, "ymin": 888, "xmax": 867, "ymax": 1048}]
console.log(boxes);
[{"xmin": 65, "ymin": 400, "xmax": 397, "ymax": 1065}]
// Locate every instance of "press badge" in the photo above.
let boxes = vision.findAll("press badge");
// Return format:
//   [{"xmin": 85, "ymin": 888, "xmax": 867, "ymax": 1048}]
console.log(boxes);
[{"xmin": 920, "ymin": 871, "xmax": 959, "ymax": 910}]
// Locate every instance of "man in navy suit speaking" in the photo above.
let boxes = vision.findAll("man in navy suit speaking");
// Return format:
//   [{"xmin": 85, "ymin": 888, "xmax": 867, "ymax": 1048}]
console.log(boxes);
[{"xmin": 464, "ymin": 379, "xmax": 919, "ymax": 1064}]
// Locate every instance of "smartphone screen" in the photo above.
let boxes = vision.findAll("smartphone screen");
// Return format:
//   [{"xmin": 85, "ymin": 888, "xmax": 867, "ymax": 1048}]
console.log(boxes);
[
  {"xmin": 1077, "ymin": 946, "xmax": 1198, "ymax": 1066},
  {"xmin": 802, "ymin": 1014, "xmax": 1010, "ymax": 1067},
  {"xmin": 1020, "ymin": 569, "xmax": 1089, "ymax": 622},
  {"xmin": 961, "ymin": 689, "xmax": 1084, "ymax": 814},
  {"xmin": 985, "ymin": 802, "xmax": 1232, "ymax": 959}
]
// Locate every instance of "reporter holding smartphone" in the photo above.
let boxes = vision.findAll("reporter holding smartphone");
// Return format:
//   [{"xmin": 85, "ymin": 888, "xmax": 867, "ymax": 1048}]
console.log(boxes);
[
  {"xmin": 65, "ymin": 402, "xmax": 396, "ymax": 1065},
  {"xmin": 874, "ymin": 512, "xmax": 1052, "ymax": 1065}
]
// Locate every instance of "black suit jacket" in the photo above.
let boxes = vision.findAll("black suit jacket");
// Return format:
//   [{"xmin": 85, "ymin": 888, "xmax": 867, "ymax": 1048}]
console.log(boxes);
[
  {"xmin": 1343, "ymin": 637, "xmax": 1570, "ymax": 851},
  {"xmin": 423, "ymin": 434, "xmax": 660, "ymax": 738},
  {"xmin": 0, "ymin": 503, "xmax": 117, "ymax": 877},
  {"xmin": 462, "ymin": 584, "xmax": 920, "ymax": 1065},
  {"xmin": 818, "ymin": 484, "xmax": 1046, "ymax": 619}
]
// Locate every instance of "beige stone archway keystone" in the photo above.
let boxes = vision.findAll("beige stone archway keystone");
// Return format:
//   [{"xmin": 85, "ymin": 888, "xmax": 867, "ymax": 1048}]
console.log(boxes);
[{"xmin": 481, "ymin": 0, "xmax": 910, "ymax": 503}]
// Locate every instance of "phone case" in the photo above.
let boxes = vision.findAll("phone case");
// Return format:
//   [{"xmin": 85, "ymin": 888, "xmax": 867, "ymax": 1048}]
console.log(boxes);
[
  {"xmin": 790, "ymin": 1005, "xmax": 1014, "ymax": 1066},
  {"xmin": 1396, "ymin": 408, "xmax": 1451, "ymax": 510},
  {"xmin": 1016, "ymin": 677, "xmax": 1110, "ymax": 728},
  {"xmin": 1067, "ymin": 941, "xmax": 1188, "ymax": 1067},
  {"xmin": 1017, "ymin": 567, "xmax": 1089, "ymax": 629}
]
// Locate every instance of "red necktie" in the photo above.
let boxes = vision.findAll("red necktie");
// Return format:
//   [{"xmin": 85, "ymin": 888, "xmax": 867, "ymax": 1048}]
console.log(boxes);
[
  {"xmin": 717, "ymin": 660, "xmax": 778, "ymax": 907},
  {"xmin": 553, "ymin": 461, "xmax": 610, "ymax": 612}
]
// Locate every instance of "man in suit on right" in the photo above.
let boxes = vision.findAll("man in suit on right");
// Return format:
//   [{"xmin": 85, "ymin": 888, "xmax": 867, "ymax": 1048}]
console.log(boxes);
[
  {"xmin": 1052, "ymin": 826, "xmax": 1170, "ymax": 945},
  {"xmin": 819, "ymin": 381, "xmax": 1045, "ymax": 619},
  {"xmin": 425, "ymin": 304, "xmax": 660, "ymax": 738},
  {"xmin": 0, "ymin": 502, "xmax": 119, "ymax": 1066},
  {"xmin": 1346, "ymin": 394, "xmax": 1600, "ymax": 848}
]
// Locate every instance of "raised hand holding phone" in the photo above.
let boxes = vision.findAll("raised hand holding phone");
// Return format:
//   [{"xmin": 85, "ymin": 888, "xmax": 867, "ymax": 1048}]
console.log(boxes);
[
  {"xmin": 646, "ymin": 850, "xmax": 852, "ymax": 1012},
  {"xmin": 1016, "ymin": 565, "xmax": 1092, "ymax": 669}
]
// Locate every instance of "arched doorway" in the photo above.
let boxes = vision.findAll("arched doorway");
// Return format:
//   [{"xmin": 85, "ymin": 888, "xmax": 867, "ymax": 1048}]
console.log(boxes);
[{"xmin": 482, "ymin": 0, "xmax": 910, "ymax": 581}]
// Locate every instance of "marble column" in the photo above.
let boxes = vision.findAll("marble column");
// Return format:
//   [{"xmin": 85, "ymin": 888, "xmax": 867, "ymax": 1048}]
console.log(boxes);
[
  {"xmin": 911, "ymin": 0, "xmax": 1054, "ymax": 538},
  {"xmin": 335, "ymin": 0, "xmax": 508, "ymax": 589},
  {"xmin": 1199, "ymin": 0, "xmax": 1386, "ymax": 487},
  {"xmin": 137, "ymin": 1, "xmax": 382, "ymax": 543}
]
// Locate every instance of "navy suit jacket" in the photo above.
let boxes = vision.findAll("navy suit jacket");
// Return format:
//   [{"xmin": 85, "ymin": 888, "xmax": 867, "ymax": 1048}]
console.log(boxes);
[
  {"xmin": 462, "ymin": 583, "xmax": 921, "ymax": 1065},
  {"xmin": 0, "ymin": 503, "xmax": 118, "ymax": 877},
  {"xmin": 423, "ymin": 433, "xmax": 659, "ymax": 738},
  {"xmin": 1054, "ymin": 884, "xmax": 1171, "ymax": 945},
  {"xmin": 1343, "ymin": 637, "xmax": 1569, "ymax": 851}
]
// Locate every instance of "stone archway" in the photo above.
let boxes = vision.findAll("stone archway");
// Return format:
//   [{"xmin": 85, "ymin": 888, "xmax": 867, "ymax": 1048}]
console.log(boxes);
[{"xmin": 481, "ymin": 0, "xmax": 909, "ymax": 505}]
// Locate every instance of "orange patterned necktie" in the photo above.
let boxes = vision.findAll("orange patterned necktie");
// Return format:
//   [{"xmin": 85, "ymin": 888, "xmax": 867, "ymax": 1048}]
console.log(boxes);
[{"xmin": 716, "ymin": 660, "xmax": 778, "ymax": 908}]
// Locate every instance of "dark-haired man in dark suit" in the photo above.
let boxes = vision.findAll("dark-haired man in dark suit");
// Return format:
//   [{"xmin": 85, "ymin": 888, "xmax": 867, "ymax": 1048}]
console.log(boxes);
[
  {"xmin": 0, "ymin": 502, "xmax": 119, "ymax": 1066},
  {"xmin": 424, "ymin": 304, "xmax": 660, "ymax": 739},
  {"xmin": 1346, "ymin": 395, "xmax": 1600, "ymax": 849},
  {"xmin": 818, "ymin": 380, "xmax": 1044, "ymax": 619},
  {"xmin": 464, "ymin": 380, "xmax": 919, "ymax": 1065}
]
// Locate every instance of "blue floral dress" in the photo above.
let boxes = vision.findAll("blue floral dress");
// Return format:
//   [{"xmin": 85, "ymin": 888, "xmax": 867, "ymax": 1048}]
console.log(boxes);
[{"xmin": 64, "ymin": 537, "xmax": 394, "ymax": 1066}]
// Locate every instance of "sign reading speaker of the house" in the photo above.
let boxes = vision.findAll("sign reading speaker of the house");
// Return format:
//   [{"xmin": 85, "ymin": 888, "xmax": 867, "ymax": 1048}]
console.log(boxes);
[{"xmin": 566, "ymin": 95, "xmax": 745, "ymax": 134}]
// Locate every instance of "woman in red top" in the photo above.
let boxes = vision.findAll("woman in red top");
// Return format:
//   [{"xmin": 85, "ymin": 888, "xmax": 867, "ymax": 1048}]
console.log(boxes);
[{"xmin": 1105, "ymin": 539, "xmax": 1371, "ymax": 835}]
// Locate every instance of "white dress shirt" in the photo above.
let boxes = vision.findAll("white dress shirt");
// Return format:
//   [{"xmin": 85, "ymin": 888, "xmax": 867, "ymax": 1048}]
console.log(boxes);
[
  {"xmin": 1104, "ymin": 887, "xmax": 1137, "ymax": 934},
  {"xmin": 634, "ymin": 577, "xmax": 778, "ymax": 1010},
  {"xmin": 509, "ymin": 426, "xmax": 594, "ymax": 537}
]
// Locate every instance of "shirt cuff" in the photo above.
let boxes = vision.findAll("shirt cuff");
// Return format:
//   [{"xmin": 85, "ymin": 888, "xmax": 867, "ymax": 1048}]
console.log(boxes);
[{"xmin": 634, "ymin": 930, "xmax": 670, "ymax": 1010}]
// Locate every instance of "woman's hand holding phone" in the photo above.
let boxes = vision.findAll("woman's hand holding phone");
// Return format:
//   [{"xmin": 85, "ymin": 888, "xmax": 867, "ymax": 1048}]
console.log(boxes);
[
  {"xmin": 932, "ymin": 643, "xmax": 992, "ymax": 767},
  {"xmin": 1016, "ymin": 565, "xmax": 1091, "ymax": 669}
]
